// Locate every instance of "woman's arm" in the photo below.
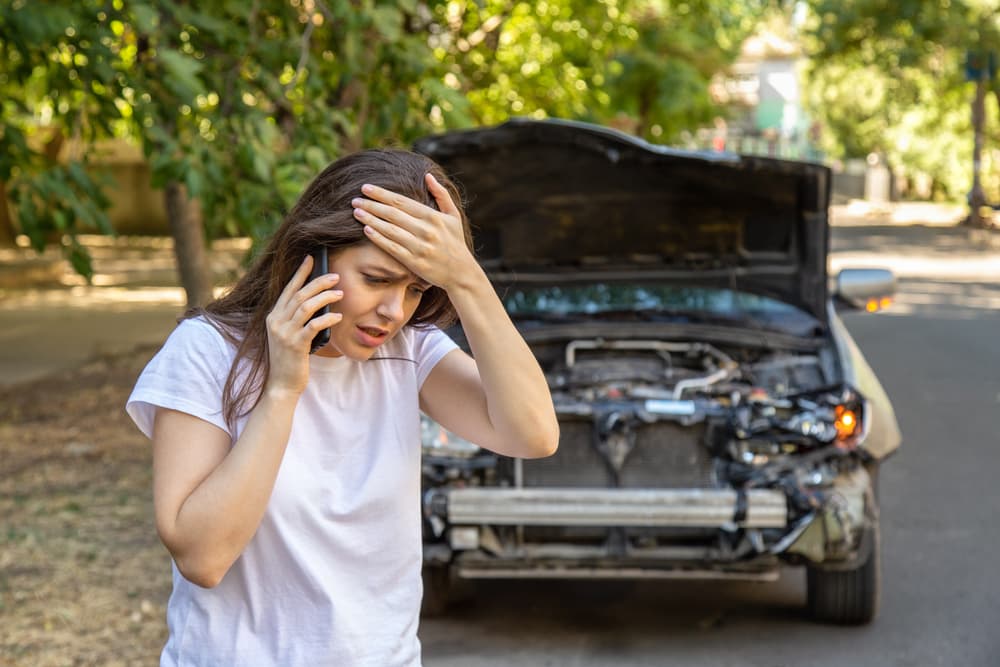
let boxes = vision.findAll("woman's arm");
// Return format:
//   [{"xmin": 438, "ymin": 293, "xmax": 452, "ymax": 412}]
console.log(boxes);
[
  {"xmin": 152, "ymin": 256, "xmax": 343, "ymax": 588},
  {"xmin": 152, "ymin": 389, "xmax": 298, "ymax": 588},
  {"xmin": 352, "ymin": 176, "xmax": 559, "ymax": 458},
  {"xmin": 417, "ymin": 271, "xmax": 558, "ymax": 458}
]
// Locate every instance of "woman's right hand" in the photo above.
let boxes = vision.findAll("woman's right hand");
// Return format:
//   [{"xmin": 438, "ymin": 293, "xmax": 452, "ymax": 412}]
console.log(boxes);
[{"xmin": 264, "ymin": 255, "xmax": 343, "ymax": 397}]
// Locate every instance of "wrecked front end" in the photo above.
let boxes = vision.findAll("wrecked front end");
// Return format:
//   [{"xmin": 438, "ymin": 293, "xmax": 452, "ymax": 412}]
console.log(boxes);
[{"xmin": 421, "ymin": 332, "xmax": 879, "ymax": 589}]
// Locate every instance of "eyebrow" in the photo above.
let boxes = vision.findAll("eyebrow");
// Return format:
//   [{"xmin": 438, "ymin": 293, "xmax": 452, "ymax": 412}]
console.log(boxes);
[{"xmin": 361, "ymin": 265, "xmax": 431, "ymax": 288}]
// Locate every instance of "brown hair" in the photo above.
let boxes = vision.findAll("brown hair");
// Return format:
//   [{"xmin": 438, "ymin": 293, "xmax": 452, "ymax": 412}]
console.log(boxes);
[{"xmin": 186, "ymin": 148, "xmax": 472, "ymax": 430}]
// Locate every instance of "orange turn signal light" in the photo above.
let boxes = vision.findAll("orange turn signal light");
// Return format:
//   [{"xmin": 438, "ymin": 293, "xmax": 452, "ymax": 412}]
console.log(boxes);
[
  {"xmin": 834, "ymin": 405, "xmax": 859, "ymax": 441},
  {"xmin": 865, "ymin": 297, "xmax": 893, "ymax": 312}
]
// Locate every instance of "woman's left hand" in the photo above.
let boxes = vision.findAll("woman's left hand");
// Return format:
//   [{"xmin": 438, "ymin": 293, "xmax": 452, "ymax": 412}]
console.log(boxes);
[{"xmin": 351, "ymin": 174, "xmax": 479, "ymax": 292}]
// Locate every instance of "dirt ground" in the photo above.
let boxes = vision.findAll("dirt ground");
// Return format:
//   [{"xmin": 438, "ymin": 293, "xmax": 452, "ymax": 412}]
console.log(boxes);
[{"xmin": 0, "ymin": 344, "xmax": 170, "ymax": 666}]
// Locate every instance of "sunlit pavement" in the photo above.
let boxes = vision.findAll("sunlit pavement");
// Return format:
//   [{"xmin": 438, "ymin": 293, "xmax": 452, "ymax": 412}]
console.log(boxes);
[
  {"xmin": 828, "ymin": 212, "xmax": 1000, "ymax": 317},
  {"xmin": 0, "ymin": 290, "xmax": 182, "ymax": 387},
  {"xmin": 0, "ymin": 236, "xmax": 247, "ymax": 386}
]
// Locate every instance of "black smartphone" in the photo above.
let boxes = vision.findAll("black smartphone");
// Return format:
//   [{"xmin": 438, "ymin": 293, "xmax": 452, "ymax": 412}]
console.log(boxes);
[{"xmin": 309, "ymin": 248, "xmax": 331, "ymax": 354}]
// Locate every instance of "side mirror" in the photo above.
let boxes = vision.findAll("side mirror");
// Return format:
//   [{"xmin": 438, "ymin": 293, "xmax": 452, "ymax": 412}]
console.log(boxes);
[{"xmin": 834, "ymin": 268, "xmax": 896, "ymax": 312}]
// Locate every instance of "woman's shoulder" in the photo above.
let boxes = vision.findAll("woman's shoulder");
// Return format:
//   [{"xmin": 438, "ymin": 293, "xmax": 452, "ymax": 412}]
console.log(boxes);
[
  {"xmin": 162, "ymin": 315, "xmax": 240, "ymax": 361},
  {"xmin": 128, "ymin": 315, "xmax": 238, "ymax": 438},
  {"xmin": 391, "ymin": 324, "xmax": 450, "ymax": 351},
  {"xmin": 173, "ymin": 314, "xmax": 233, "ymax": 341},
  {"xmin": 386, "ymin": 325, "xmax": 458, "ymax": 373}
]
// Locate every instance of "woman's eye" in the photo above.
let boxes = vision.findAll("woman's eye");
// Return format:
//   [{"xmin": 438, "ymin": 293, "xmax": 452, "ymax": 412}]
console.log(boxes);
[
  {"xmin": 409, "ymin": 285, "xmax": 428, "ymax": 296},
  {"xmin": 363, "ymin": 275, "xmax": 388, "ymax": 285}
]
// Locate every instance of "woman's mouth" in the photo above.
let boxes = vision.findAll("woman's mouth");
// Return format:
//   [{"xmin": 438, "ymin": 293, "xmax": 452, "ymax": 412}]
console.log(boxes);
[{"xmin": 355, "ymin": 325, "xmax": 389, "ymax": 347}]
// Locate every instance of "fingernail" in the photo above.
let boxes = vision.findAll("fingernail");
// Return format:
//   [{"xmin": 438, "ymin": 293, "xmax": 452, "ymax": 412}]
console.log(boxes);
[
  {"xmin": 364, "ymin": 226, "xmax": 375, "ymax": 235},
  {"xmin": 361, "ymin": 184, "xmax": 373, "ymax": 193},
  {"xmin": 353, "ymin": 208, "xmax": 365, "ymax": 218},
  {"xmin": 351, "ymin": 198, "xmax": 362, "ymax": 206}
]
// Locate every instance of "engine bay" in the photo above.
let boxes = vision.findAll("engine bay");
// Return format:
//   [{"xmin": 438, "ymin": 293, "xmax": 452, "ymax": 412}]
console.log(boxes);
[{"xmin": 421, "ymin": 336, "xmax": 877, "ymax": 567}]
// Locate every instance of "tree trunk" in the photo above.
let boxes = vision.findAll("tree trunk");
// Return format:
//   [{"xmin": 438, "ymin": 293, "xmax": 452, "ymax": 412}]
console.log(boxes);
[
  {"xmin": 164, "ymin": 181, "xmax": 214, "ymax": 308},
  {"xmin": 0, "ymin": 182, "xmax": 16, "ymax": 247},
  {"xmin": 968, "ymin": 74, "xmax": 987, "ymax": 228}
]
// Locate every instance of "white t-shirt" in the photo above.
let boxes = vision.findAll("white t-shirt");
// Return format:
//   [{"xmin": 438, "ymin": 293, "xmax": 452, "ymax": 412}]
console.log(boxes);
[{"xmin": 126, "ymin": 316, "xmax": 457, "ymax": 667}]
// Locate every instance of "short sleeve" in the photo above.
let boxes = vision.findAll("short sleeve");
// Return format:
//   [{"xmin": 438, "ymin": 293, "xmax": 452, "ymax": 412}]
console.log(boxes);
[
  {"xmin": 412, "ymin": 326, "xmax": 459, "ymax": 389},
  {"xmin": 125, "ymin": 317, "xmax": 236, "ymax": 439}
]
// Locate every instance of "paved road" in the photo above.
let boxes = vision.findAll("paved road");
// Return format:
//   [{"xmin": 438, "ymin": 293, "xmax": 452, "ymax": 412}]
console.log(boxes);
[
  {"xmin": 419, "ymin": 283, "xmax": 1000, "ymax": 666},
  {"xmin": 0, "ymin": 235, "xmax": 243, "ymax": 386},
  {"xmin": 0, "ymin": 287, "xmax": 185, "ymax": 386}
]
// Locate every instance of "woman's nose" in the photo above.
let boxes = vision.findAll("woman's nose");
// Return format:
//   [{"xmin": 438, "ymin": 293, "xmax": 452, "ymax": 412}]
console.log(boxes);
[{"xmin": 376, "ymin": 288, "xmax": 406, "ymax": 323}]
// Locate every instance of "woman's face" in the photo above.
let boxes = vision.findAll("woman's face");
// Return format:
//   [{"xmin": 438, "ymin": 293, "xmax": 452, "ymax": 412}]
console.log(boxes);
[{"xmin": 313, "ymin": 242, "xmax": 429, "ymax": 360}]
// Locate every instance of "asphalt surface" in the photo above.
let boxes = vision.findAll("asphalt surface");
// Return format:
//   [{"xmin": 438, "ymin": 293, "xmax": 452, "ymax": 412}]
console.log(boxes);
[{"xmin": 1, "ymin": 213, "xmax": 998, "ymax": 665}]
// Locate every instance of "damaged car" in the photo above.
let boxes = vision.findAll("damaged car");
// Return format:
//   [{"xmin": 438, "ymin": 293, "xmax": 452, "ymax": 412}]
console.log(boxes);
[{"xmin": 413, "ymin": 118, "xmax": 901, "ymax": 625}]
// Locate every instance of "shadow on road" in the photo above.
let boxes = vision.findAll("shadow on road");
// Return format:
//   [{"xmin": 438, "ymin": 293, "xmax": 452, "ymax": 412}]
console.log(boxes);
[
  {"xmin": 831, "ymin": 224, "xmax": 1000, "ymax": 258},
  {"xmin": 427, "ymin": 574, "xmax": 807, "ymax": 630},
  {"xmin": 886, "ymin": 279, "xmax": 1000, "ymax": 317}
]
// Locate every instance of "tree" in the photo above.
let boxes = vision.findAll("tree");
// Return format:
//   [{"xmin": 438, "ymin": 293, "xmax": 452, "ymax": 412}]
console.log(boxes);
[
  {"xmin": 606, "ymin": 0, "xmax": 767, "ymax": 142},
  {"xmin": 431, "ymin": 0, "xmax": 770, "ymax": 143},
  {"xmin": 0, "ymin": 3, "xmax": 121, "ymax": 273},
  {"xmin": 1, "ymin": 0, "xmax": 464, "ymax": 306},
  {"xmin": 800, "ymin": 0, "xmax": 1000, "ymax": 214}
]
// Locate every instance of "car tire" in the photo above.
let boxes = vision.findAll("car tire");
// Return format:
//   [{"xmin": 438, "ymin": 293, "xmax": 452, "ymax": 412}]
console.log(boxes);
[
  {"xmin": 420, "ymin": 565, "xmax": 471, "ymax": 617},
  {"xmin": 806, "ymin": 516, "xmax": 880, "ymax": 625}
]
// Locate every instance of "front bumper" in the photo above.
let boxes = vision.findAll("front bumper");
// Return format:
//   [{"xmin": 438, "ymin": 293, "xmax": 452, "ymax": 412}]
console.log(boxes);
[
  {"xmin": 423, "ymin": 468, "xmax": 874, "ymax": 580},
  {"xmin": 444, "ymin": 487, "xmax": 788, "ymax": 528}
]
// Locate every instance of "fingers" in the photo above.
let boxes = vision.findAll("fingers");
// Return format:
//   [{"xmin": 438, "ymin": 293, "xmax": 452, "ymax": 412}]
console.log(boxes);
[
  {"xmin": 352, "ymin": 197, "xmax": 435, "ymax": 247},
  {"xmin": 292, "ymin": 286, "xmax": 344, "ymax": 328},
  {"xmin": 357, "ymin": 183, "xmax": 431, "ymax": 220},
  {"xmin": 305, "ymin": 310, "xmax": 343, "ymax": 334},
  {"xmin": 354, "ymin": 205, "xmax": 421, "ymax": 249},
  {"xmin": 282, "ymin": 271, "xmax": 341, "ymax": 322},
  {"xmin": 354, "ymin": 176, "xmax": 460, "ymax": 226},
  {"xmin": 271, "ymin": 266, "xmax": 344, "ymax": 340},
  {"xmin": 267, "ymin": 301, "xmax": 343, "ymax": 361},
  {"xmin": 275, "ymin": 255, "xmax": 316, "ymax": 311},
  {"xmin": 425, "ymin": 173, "xmax": 461, "ymax": 217},
  {"xmin": 352, "ymin": 176, "xmax": 466, "ymax": 289},
  {"xmin": 362, "ymin": 223, "xmax": 414, "ymax": 265}
]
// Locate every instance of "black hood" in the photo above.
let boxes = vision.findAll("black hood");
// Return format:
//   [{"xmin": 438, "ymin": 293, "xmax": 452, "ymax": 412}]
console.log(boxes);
[{"xmin": 414, "ymin": 118, "xmax": 831, "ymax": 322}]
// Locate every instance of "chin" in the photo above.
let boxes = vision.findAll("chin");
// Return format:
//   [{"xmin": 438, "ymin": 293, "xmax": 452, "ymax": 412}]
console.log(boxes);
[
  {"xmin": 347, "ymin": 348, "xmax": 379, "ymax": 361},
  {"xmin": 325, "ymin": 340, "xmax": 379, "ymax": 361}
]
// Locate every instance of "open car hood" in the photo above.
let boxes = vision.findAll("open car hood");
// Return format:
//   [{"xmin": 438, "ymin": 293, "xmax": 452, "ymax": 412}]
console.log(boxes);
[{"xmin": 414, "ymin": 118, "xmax": 832, "ymax": 323}]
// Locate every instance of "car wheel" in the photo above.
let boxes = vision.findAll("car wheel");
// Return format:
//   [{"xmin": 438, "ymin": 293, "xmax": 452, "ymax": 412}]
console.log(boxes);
[
  {"xmin": 806, "ymin": 515, "xmax": 880, "ymax": 625},
  {"xmin": 420, "ymin": 565, "xmax": 471, "ymax": 617}
]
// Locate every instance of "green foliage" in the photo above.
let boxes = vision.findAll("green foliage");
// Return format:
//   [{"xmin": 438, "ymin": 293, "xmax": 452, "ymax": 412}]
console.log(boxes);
[
  {"xmin": 435, "ymin": 0, "xmax": 767, "ymax": 142},
  {"xmin": 1, "ymin": 0, "xmax": 768, "ymax": 273},
  {"xmin": 801, "ymin": 0, "xmax": 1000, "ymax": 200},
  {"xmin": 608, "ymin": 0, "xmax": 766, "ymax": 141}
]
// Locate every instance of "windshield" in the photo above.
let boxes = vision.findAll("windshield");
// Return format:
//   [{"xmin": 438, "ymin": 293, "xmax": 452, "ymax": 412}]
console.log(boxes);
[{"xmin": 502, "ymin": 284, "xmax": 821, "ymax": 334}]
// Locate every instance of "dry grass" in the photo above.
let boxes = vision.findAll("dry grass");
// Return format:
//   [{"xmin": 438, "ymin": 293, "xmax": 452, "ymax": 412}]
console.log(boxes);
[{"xmin": 0, "ymin": 346, "xmax": 170, "ymax": 666}]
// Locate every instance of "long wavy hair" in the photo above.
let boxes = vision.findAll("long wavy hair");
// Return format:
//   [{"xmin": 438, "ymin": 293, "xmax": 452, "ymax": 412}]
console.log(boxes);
[{"xmin": 186, "ymin": 149, "xmax": 472, "ymax": 430}]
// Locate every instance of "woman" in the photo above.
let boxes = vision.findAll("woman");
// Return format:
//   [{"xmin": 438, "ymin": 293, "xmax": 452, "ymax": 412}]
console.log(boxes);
[{"xmin": 126, "ymin": 149, "xmax": 559, "ymax": 666}]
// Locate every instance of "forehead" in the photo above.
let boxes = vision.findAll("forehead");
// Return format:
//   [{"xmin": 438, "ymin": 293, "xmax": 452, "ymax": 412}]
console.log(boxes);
[{"xmin": 333, "ymin": 243, "xmax": 418, "ymax": 279}]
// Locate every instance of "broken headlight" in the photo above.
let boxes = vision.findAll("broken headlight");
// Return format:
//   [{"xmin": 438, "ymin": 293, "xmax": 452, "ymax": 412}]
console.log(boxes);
[
  {"xmin": 723, "ymin": 385, "xmax": 868, "ymax": 465},
  {"xmin": 420, "ymin": 415, "xmax": 481, "ymax": 458}
]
